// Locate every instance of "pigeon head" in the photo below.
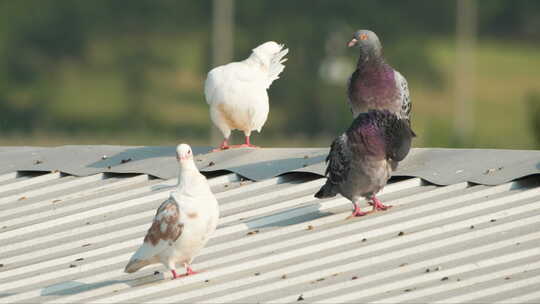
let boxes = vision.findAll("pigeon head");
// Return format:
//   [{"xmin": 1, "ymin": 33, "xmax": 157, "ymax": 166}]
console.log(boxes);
[
  {"xmin": 348, "ymin": 29, "xmax": 383, "ymax": 61},
  {"xmin": 251, "ymin": 41, "xmax": 286, "ymax": 66},
  {"xmin": 176, "ymin": 144, "xmax": 193, "ymax": 163}
]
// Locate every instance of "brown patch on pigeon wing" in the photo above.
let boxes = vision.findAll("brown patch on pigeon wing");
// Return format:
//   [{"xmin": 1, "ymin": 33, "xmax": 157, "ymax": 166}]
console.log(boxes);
[{"xmin": 144, "ymin": 198, "xmax": 184, "ymax": 246}]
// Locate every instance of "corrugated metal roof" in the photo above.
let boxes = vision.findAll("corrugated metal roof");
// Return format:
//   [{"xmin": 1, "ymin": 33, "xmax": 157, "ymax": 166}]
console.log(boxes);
[
  {"xmin": 1, "ymin": 148, "xmax": 540, "ymax": 303},
  {"xmin": 2, "ymin": 145, "xmax": 540, "ymax": 185}
]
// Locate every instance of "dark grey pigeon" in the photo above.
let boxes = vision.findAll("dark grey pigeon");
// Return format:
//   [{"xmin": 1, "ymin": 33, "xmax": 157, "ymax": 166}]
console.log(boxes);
[
  {"xmin": 315, "ymin": 110, "xmax": 414, "ymax": 217},
  {"xmin": 347, "ymin": 29, "xmax": 412, "ymax": 127}
]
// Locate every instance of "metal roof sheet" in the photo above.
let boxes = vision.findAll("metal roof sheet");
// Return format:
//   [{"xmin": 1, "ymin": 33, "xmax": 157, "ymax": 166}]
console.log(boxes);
[
  {"xmin": 1, "ymin": 146, "xmax": 539, "ymax": 185},
  {"xmin": 0, "ymin": 147, "xmax": 539, "ymax": 303}
]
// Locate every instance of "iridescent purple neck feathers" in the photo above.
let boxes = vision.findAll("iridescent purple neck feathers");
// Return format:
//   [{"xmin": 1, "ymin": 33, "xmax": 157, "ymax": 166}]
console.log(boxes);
[
  {"xmin": 347, "ymin": 29, "xmax": 412, "ymax": 125},
  {"xmin": 348, "ymin": 63, "xmax": 400, "ymax": 118},
  {"xmin": 347, "ymin": 110, "xmax": 413, "ymax": 160}
]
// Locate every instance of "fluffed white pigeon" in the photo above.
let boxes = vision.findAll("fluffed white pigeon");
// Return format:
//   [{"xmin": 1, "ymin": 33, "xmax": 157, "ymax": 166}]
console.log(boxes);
[
  {"xmin": 124, "ymin": 144, "xmax": 219, "ymax": 279},
  {"xmin": 204, "ymin": 41, "xmax": 288, "ymax": 150}
]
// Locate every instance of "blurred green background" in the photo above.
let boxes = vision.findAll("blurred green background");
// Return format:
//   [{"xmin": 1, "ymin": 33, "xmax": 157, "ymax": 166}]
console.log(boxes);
[{"xmin": 0, "ymin": 0, "xmax": 539, "ymax": 148}]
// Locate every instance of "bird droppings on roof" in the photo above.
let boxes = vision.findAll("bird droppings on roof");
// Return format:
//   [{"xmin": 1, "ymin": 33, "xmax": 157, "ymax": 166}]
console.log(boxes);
[
  {"xmin": 120, "ymin": 158, "xmax": 133, "ymax": 164},
  {"xmin": 0, "ymin": 146, "xmax": 539, "ymax": 303}
]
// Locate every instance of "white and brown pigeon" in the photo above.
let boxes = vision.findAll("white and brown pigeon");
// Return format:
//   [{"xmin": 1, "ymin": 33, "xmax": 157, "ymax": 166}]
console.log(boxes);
[
  {"xmin": 125, "ymin": 144, "xmax": 219, "ymax": 279},
  {"xmin": 347, "ymin": 30, "xmax": 413, "ymax": 128},
  {"xmin": 315, "ymin": 110, "xmax": 414, "ymax": 217},
  {"xmin": 204, "ymin": 41, "xmax": 288, "ymax": 150}
]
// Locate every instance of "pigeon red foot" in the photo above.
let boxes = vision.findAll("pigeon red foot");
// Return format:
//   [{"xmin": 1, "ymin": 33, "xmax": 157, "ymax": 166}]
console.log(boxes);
[
  {"xmin": 171, "ymin": 266, "xmax": 198, "ymax": 279},
  {"xmin": 352, "ymin": 206, "xmax": 369, "ymax": 217},
  {"xmin": 211, "ymin": 139, "xmax": 231, "ymax": 152},
  {"xmin": 350, "ymin": 202, "xmax": 369, "ymax": 217},
  {"xmin": 186, "ymin": 266, "xmax": 197, "ymax": 275},
  {"xmin": 229, "ymin": 136, "xmax": 260, "ymax": 149},
  {"xmin": 370, "ymin": 196, "xmax": 391, "ymax": 211}
]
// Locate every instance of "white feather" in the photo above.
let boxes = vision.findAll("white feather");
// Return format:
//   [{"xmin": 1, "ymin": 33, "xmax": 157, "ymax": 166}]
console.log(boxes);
[
  {"xmin": 125, "ymin": 145, "xmax": 219, "ymax": 274},
  {"xmin": 204, "ymin": 41, "xmax": 288, "ymax": 139}
]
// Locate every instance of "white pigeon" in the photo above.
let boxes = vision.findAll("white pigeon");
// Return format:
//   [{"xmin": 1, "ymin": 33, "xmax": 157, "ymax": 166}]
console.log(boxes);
[
  {"xmin": 124, "ymin": 144, "xmax": 219, "ymax": 279},
  {"xmin": 204, "ymin": 41, "xmax": 288, "ymax": 150}
]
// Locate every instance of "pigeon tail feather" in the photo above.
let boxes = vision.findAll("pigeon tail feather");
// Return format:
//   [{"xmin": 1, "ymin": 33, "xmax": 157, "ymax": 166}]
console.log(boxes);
[
  {"xmin": 314, "ymin": 181, "xmax": 338, "ymax": 199},
  {"xmin": 267, "ymin": 47, "xmax": 288, "ymax": 88}
]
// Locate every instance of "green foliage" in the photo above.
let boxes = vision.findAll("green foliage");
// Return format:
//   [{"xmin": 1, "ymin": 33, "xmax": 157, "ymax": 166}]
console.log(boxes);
[
  {"xmin": 527, "ymin": 92, "xmax": 540, "ymax": 148},
  {"xmin": 0, "ymin": 0, "xmax": 539, "ymax": 147}
]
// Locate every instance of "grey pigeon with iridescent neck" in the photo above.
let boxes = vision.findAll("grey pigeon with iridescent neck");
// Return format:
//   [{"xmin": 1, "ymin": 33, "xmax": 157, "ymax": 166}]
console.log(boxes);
[
  {"xmin": 315, "ymin": 110, "xmax": 414, "ymax": 217},
  {"xmin": 347, "ymin": 29, "xmax": 412, "ymax": 126}
]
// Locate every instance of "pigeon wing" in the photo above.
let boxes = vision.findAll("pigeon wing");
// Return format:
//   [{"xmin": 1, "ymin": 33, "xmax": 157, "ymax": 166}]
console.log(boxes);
[
  {"xmin": 325, "ymin": 134, "xmax": 353, "ymax": 185},
  {"xmin": 394, "ymin": 71, "xmax": 412, "ymax": 122},
  {"xmin": 204, "ymin": 62, "xmax": 267, "ymax": 106},
  {"xmin": 385, "ymin": 117, "xmax": 414, "ymax": 162},
  {"xmin": 130, "ymin": 196, "xmax": 184, "ymax": 262}
]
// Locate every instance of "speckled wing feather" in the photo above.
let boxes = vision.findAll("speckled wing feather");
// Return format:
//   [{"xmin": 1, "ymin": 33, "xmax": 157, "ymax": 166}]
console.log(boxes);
[
  {"xmin": 125, "ymin": 196, "xmax": 184, "ymax": 272},
  {"xmin": 394, "ymin": 71, "xmax": 412, "ymax": 122},
  {"xmin": 144, "ymin": 197, "xmax": 184, "ymax": 247}
]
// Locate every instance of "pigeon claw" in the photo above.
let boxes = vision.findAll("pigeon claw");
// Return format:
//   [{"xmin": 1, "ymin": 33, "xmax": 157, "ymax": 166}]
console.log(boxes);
[
  {"xmin": 171, "ymin": 267, "xmax": 198, "ymax": 279},
  {"xmin": 211, "ymin": 146, "xmax": 229, "ymax": 152},
  {"xmin": 351, "ymin": 206, "xmax": 369, "ymax": 217},
  {"xmin": 186, "ymin": 266, "xmax": 197, "ymax": 276},
  {"xmin": 242, "ymin": 136, "xmax": 259, "ymax": 148},
  {"xmin": 234, "ymin": 144, "xmax": 260, "ymax": 149},
  {"xmin": 370, "ymin": 196, "xmax": 391, "ymax": 211},
  {"xmin": 171, "ymin": 269, "xmax": 181, "ymax": 279},
  {"xmin": 211, "ymin": 140, "xmax": 230, "ymax": 152}
]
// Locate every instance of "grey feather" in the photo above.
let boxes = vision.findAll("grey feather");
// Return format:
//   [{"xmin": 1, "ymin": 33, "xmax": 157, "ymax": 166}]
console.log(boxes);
[
  {"xmin": 315, "ymin": 110, "xmax": 413, "ymax": 203},
  {"xmin": 347, "ymin": 30, "xmax": 414, "ymax": 134}
]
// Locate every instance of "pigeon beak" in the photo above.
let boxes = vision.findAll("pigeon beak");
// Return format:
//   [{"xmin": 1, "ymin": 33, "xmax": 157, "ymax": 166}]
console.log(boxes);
[
  {"xmin": 347, "ymin": 38, "xmax": 358, "ymax": 47},
  {"xmin": 179, "ymin": 154, "xmax": 191, "ymax": 161}
]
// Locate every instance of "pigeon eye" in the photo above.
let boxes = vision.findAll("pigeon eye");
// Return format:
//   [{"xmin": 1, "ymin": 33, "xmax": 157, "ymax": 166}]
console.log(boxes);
[
  {"xmin": 360, "ymin": 34, "xmax": 368, "ymax": 41},
  {"xmin": 188, "ymin": 150, "xmax": 191, "ymax": 154}
]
